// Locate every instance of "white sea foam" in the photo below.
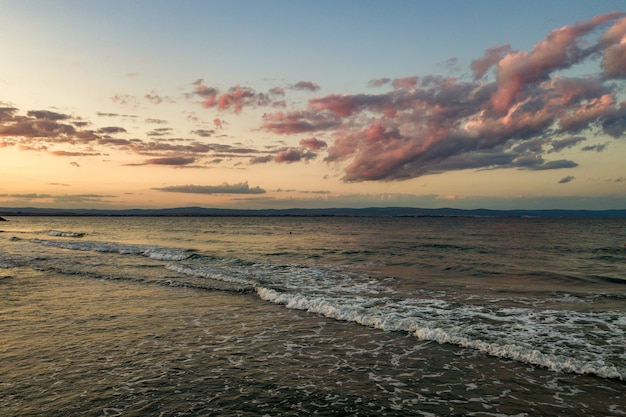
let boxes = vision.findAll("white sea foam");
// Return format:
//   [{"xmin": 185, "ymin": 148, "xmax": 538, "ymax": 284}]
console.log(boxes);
[
  {"xmin": 29, "ymin": 239, "xmax": 193, "ymax": 261},
  {"xmin": 166, "ymin": 263, "xmax": 255, "ymax": 288},
  {"xmin": 141, "ymin": 248, "xmax": 192, "ymax": 261},
  {"xmin": 256, "ymin": 288, "xmax": 625, "ymax": 380},
  {"xmin": 48, "ymin": 230, "xmax": 85, "ymax": 238},
  {"xmin": 21, "ymin": 235, "xmax": 626, "ymax": 380},
  {"xmin": 0, "ymin": 260, "xmax": 15, "ymax": 268}
]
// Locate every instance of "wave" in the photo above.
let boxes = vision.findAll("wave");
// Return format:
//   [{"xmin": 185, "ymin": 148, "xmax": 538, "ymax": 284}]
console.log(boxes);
[
  {"xmin": 22, "ymin": 236, "xmax": 626, "ymax": 380},
  {"xmin": 256, "ymin": 288, "xmax": 625, "ymax": 380},
  {"xmin": 170, "ymin": 255, "xmax": 625, "ymax": 380},
  {"xmin": 170, "ymin": 258, "xmax": 388, "ymax": 296},
  {"xmin": 30, "ymin": 238, "xmax": 194, "ymax": 261},
  {"xmin": 48, "ymin": 230, "xmax": 85, "ymax": 238},
  {"xmin": 0, "ymin": 260, "xmax": 16, "ymax": 268},
  {"xmin": 166, "ymin": 263, "xmax": 256, "ymax": 289}
]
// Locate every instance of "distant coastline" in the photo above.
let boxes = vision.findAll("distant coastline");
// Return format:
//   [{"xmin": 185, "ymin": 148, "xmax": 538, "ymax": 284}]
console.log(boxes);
[{"xmin": 1, "ymin": 206, "xmax": 626, "ymax": 218}]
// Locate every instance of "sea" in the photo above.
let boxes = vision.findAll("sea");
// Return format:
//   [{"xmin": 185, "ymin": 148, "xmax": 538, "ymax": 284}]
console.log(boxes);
[{"xmin": 0, "ymin": 215, "xmax": 624, "ymax": 416}]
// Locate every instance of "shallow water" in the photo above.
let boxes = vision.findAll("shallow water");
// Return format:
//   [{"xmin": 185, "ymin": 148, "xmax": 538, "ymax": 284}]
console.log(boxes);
[{"xmin": 1, "ymin": 216, "xmax": 625, "ymax": 415}]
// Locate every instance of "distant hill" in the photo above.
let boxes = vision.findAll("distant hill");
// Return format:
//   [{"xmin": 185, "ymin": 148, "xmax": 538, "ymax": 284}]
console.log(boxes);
[{"xmin": 1, "ymin": 206, "xmax": 626, "ymax": 218}]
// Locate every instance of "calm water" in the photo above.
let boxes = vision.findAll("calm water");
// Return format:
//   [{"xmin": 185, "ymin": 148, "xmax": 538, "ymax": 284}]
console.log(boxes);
[{"xmin": 1, "ymin": 216, "xmax": 625, "ymax": 416}]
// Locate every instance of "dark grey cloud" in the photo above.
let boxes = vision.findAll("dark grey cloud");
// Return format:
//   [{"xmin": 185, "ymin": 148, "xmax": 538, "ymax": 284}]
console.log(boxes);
[
  {"xmin": 601, "ymin": 103, "xmax": 626, "ymax": 138},
  {"xmin": 291, "ymin": 81, "xmax": 321, "ymax": 92},
  {"xmin": 581, "ymin": 143, "xmax": 607, "ymax": 152},
  {"xmin": 97, "ymin": 112, "xmax": 137, "ymax": 118},
  {"xmin": 470, "ymin": 44, "xmax": 512, "ymax": 80},
  {"xmin": 249, "ymin": 154, "xmax": 273, "ymax": 164},
  {"xmin": 146, "ymin": 128, "xmax": 173, "ymax": 137},
  {"xmin": 97, "ymin": 126, "xmax": 127, "ymax": 134},
  {"xmin": 550, "ymin": 136, "xmax": 586, "ymax": 152},
  {"xmin": 143, "ymin": 156, "xmax": 196, "ymax": 166},
  {"xmin": 145, "ymin": 118, "xmax": 168, "ymax": 124},
  {"xmin": 274, "ymin": 147, "xmax": 317, "ymax": 163},
  {"xmin": 0, "ymin": 106, "xmax": 18, "ymax": 121},
  {"xmin": 27, "ymin": 110, "xmax": 71, "ymax": 120},
  {"xmin": 528, "ymin": 159, "xmax": 579, "ymax": 171},
  {"xmin": 191, "ymin": 129, "xmax": 215, "ymax": 137},
  {"xmin": 368, "ymin": 78, "xmax": 391, "ymax": 88}
]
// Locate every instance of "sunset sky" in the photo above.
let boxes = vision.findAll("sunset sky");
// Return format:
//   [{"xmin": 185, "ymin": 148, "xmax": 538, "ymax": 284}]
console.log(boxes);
[{"xmin": 1, "ymin": 1, "xmax": 626, "ymax": 210}]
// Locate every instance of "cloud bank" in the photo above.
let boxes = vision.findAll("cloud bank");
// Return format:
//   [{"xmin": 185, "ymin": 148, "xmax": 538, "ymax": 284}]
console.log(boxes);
[
  {"xmin": 153, "ymin": 182, "xmax": 266, "ymax": 194},
  {"xmin": 259, "ymin": 12, "xmax": 626, "ymax": 181},
  {"xmin": 2, "ymin": 13, "xmax": 626, "ymax": 185}
]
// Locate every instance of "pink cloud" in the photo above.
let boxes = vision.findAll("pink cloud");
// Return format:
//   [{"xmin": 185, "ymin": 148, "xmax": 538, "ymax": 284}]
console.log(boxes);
[
  {"xmin": 491, "ymin": 12, "xmax": 624, "ymax": 113},
  {"xmin": 308, "ymin": 94, "xmax": 358, "ymax": 117},
  {"xmin": 392, "ymin": 76, "xmax": 419, "ymax": 89},
  {"xmin": 327, "ymin": 121, "xmax": 426, "ymax": 181},
  {"xmin": 551, "ymin": 77, "xmax": 607, "ymax": 105},
  {"xmin": 189, "ymin": 81, "xmax": 275, "ymax": 113},
  {"xmin": 602, "ymin": 38, "xmax": 626, "ymax": 78},
  {"xmin": 559, "ymin": 93, "xmax": 616, "ymax": 133},
  {"xmin": 274, "ymin": 147, "xmax": 316, "ymax": 163},
  {"xmin": 190, "ymin": 79, "xmax": 220, "ymax": 108},
  {"xmin": 6, "ymin": 14, "xmax": 626, "ymax": 184},
  {"xmin": 274, "ymin": 69, "xmax": 605, "ymax": 179},
  {"xmin": 274, "ymin": 148, "xmax": 303, "ymax": 163},
  {"xmin": 269, "ymin": 13, "xmax": 625, "ymax": 181},
  {"xmin": 217, "ymin": 85, "xmax": 259, "ymax": 112},
  {"xmin": 470, "ymin": 44, "xmax": 512, "ymax": 80},
  {"xmin": 601, "ymin": 15, "xmax": 626, "ymax": 44},
  {"xmin": 269, "ymin": 86, "xmax": 285, "ymax": 96},
  {"xmin": 308, "ymin": 93, "xmax": 391, "ymax": 117},
  {"xmin": 261, "ymin": 110, "xmax": 342, "ymax": 134},
  {"xmin": 299, "ymin": 137, "xmax": 327, "ymax": 150},
  {"xmin": 214, "ymin": 118, "xmax": 225, "ymax": 129}
]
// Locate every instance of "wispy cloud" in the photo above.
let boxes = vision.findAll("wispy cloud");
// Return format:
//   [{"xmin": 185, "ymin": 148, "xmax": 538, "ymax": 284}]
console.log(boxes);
[
  {"xmin": 144, "ymin": 90, "xmax": 175, "ymax": 105},
  {"xmin": 0, "ymin": 193, "xmax": 114, "ymax": 203},
  {"xmin": 153, "ymin": 182, "xmax": 266, "ymax": 194},
  {"xmin": 143, "ymin": 156, "xmax": 197, "ymax": 166},
  {"xmin": 581, "ymin": 143, "xmax": 608, "ymax": 152},
  {"xmin": 97, "ymin": 126, "xmax": 127, "ymax": 134},
  {"xmin": 291, "ymin": 81, "xmax": 321, "ymax": 92},
  {"xmin": 187, "ymin": 79, "xmax": 284, "ymax": 113},
  {"xmin": 391, "ymin": 76, "xmax": 419, "ymax": 89},
  {"xmin": 274, "ymin": 147, "xmax": 317, "ymax": 163},
  {"xmin": 261, "ymin": 110, "xmax": 342, "ymax": 134},
  {"xmin": 299, "ymin": 137, "xmax": 327, "ymax": 150},
  {"xmin": 368, "ymin": 78, "xmax": 391, "ymax": 88}
]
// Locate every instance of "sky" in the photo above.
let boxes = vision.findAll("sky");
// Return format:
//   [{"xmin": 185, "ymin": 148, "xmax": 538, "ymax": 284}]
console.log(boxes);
[{"xmin": 1, "ymin": 0, "xmax": 626, "ymax": 210}]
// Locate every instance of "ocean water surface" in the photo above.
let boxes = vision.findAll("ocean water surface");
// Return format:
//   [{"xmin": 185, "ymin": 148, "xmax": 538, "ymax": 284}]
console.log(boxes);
[{"xmin": 1, "ymin": 215, "xmax": 625, "ymax": 416}]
